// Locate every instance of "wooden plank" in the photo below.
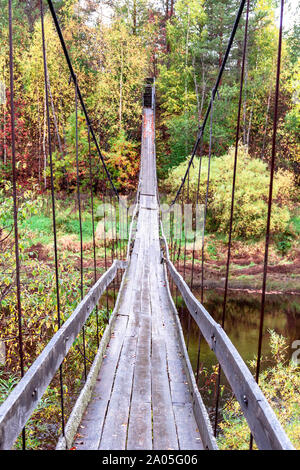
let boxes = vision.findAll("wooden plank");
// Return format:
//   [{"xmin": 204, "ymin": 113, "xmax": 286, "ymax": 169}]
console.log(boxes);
[
  {"xmin": 98, "ymin": 218, "xmax": 147, "ymax": 449},
  {"xmin": 98, "ymin": 282, "xmax": 141, "ymax": 449},
  {"xmin": 73, "ymin": 217, "xmax": 143, "ymax": 450},
  {"xmin": 162, "ymin": 275, "xmax": 217, "ymax": 449},
  {"xmin": 165, "ymin": 255, "xmax": 294, "ymax": 450},
  {"xmin": 0, "ymin": 260, "xmax": 125, "ymax": 450},
  {"xmin": 127, "ymin": 243, "xmax": 152, "ymax": 450},
  {"xmin": 126, "ymin": 316, "xmax": 152, "ymax": 450},
  {"xmin": 99, "ymin": 335, "xmax": 138, "ymax": 450},
  {"xmin": 155, "ymin": 257, "xmax": 205, "ymax": 450},
  {"xmin": 151, "ymin": 337, "xmax": 179, "ymax": 450},
  {"xmin": 159, "ymin": 227, "xmax": 217, "ymax": 450},
  {"xmin": 172, "ymin": 404, "xmax": 204, "ymax": 450},
  {"xmin": 150, "ymin": 256, "xmax": 179, "ymax": 451},
  {"xmin": 72, "ymin": 314, "xmax": 128, "ymax": 450}
]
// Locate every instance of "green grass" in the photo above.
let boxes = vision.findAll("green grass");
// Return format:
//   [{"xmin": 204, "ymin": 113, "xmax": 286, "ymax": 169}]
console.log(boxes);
[
  {"xmin": 56, "ymin": 215, "xmax": 94, "ymax": 241},
  {"xmin": 235, "ymin": 262, "xmax": 256, "ymax": 270}
]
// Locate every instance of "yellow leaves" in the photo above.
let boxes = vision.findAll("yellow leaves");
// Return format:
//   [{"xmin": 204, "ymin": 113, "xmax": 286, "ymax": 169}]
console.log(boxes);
[{"xmin": 94, "ymin": 20, "xmax": 148, "ymax": 138}]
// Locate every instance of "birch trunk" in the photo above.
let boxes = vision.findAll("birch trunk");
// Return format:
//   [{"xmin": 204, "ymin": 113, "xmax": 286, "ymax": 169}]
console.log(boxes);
[
  {"xmin": 184, "ymin": 8, "xmax": 190, "ymax": 155},
  {"xmin": 43, "ymin": 93, "xmax": 47, "ymax": 189},
  {"xmin": 192, "ymin": 55, "xmax": 201, "ymax": 121},
  {"xmin": 261, "ymin": 80, "xmax": 273, "ymax": 158}
]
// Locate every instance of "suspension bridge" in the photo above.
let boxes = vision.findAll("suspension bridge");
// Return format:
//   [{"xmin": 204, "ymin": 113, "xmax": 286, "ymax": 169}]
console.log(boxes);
[{"xmin": 0, "ymin": 0, "xmax": 295, "ymax": 451}]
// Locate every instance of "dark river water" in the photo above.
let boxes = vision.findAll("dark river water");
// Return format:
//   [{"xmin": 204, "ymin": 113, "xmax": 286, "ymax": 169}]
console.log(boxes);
[{"xmin": 177, "ymin": 288, "xmax": 300, "ymax": 411}]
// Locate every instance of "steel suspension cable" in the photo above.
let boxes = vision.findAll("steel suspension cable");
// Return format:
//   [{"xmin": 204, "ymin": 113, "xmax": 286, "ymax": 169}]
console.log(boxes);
[
  {"xmin": 8, "ymin": 0, "xmax": 25, "ymax": 449},
  {"xmin": 191, "ymin": 139, "xmax": 204, "ymax": 384},
  {"xmin": 110, "ymin": 191, "xmax": 116, "ymax": 306},
  {"xmin": 200, "ymin": 91, "xmax": 214, "ymax": 305},
  {"xmin": 256, "ymin": 0, "xmax": 284, "ymax": 385},
  {"xmin": 40, "ymin": 0, "xmax": 66, "ymax": 438},
  {"xmin": 104, "ymin": 183, "xmax": 109, "ymax": 318},
  {"xmin": 190, "ymin": 138, "xmax": 204, "ymax": 291},
  {"xmin": 249, "ymin": 0, "xmax": 285, "ymax": 450},
  {"xmin": 88, "ymin": 128, "xmax": 99, "ymax": 346},
  {"xmin": 193, "ymin": 91, "xmax": 215, "ymax": 386},
  {"xmin": 75, "ymin": 77, "xmax": 87, "ymax": 382},
  {"xmin": 213, "ymin": 0, "xmax": 250, "ymax": 436},
  {"xmin": 167, "ymin": 0, "xmax": 246, "ymax": 210},
  {"xmin": 46, "ymin": 0, "xmax": 121, "ymax": 204}
]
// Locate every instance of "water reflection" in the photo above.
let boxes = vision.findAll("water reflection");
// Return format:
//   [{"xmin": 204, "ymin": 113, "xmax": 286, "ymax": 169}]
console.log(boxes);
[{"xmin": 177, "ymin": 289, "xmax": 300, "ymax": 410}]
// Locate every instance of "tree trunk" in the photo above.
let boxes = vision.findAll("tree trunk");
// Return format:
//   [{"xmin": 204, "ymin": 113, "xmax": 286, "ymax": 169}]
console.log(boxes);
[
  {"xmin": 200, "ymin": 56, "xmax": 206, "ymax": 120},
  {"xmin": 243, "ymin": 60, "xmax": 248, "ymax": 145},
  {"xmin": 192, "ymin": 55, "xmax": 201, "ymax": 120},
  {"xmin": 184, "ymin": 7, "xmax": 190, "ymax": 155},
  {"xmin": 3, "ymin": 64, "xmax": 6, "ymax": 164},
  {"xmin": 132, "ymin": 0, "xmax": 137, "ymax": 34},
  {"xmin": 38, "ymin": 94, "xmax": 41, "ymax": 184},
  {"xmin": 47, "ymin": 73, "xmax": 63, "ymax": 153},
  {"xmin": 119, "ymin": 44, "xmax": 124, "ymax": 131},
  {"xmin": 247, "ymin": 96, "xmax": 254, "ymax": 147},
  {"xmin": 170, "ymin": 0, "xmax": 174, "ymax": 17}
]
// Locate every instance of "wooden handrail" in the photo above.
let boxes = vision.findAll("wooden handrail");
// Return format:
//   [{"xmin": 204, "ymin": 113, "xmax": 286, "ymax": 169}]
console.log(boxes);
[
  {"xmin": 0, "ymin": 260, "xmax": 126, "ymax": 450},
  {"xmin": 160, "ymin": 229, "xmax": 294, "ymax": 450}
]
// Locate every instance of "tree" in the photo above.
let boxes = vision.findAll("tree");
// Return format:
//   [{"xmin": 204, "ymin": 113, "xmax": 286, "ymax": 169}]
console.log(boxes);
[
  {"xmin": 105, "ymin": 129, "xmax": 140, "ymax": 191},
  {"xmin": 93, "ymin": 20, "xmax": 148, "ymax": 142}
]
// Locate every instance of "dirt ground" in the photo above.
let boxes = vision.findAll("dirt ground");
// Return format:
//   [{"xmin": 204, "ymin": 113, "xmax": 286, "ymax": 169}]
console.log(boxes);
[{"xmin": 171, "ymin": 240, "xmax": 300, "ymax": 295}]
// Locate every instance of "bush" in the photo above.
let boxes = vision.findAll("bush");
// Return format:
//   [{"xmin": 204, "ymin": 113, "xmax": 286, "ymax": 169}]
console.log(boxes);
[
  {"xmin": 163, "ymin": 144, "xmax": 296, "ymax": 239},
  {"xmin": 217, "ymin": 331, "xmax": 300, "ymax": 450}
]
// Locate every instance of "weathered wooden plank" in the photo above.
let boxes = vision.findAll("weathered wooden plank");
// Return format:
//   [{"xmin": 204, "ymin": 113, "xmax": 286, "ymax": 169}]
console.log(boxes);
[
  {"xmin": 98, "ymin": 218, "xmax": 147, "ymax": 450},
  {"xmin": 151, "ymin": 337, "xmax": 179, "ymax": 450},
  {"xmin": 172, "ymin": 403, "xmax": 204, "ymax": 450},
  {"xmin": 159, "ymin": 227, "xmax": 217, "ymax": 450},
  {"xmin": 99, "ymin": 335, "xmax": 138, "ymax": 450},
  {"xmin": 150, "ymin": 259, "xmax": 179, "ymax": 450},
  {"xmin": 126, "ymin": 320, "xmax": 152, "ymax": 449},
  {"xmin": 71, "ymin": 216, "xmax": 143, "ymax": 450},
  {"xmin": 155, "ymin": 257, "xmax": 207, "ymax": 450},
  {"xmin": 0, "ymin": 260, "xmax": 125, "ymax": 450},
  {"xmin": 165, "ymin": 255, "xmax": 294, "ymax": 450}
]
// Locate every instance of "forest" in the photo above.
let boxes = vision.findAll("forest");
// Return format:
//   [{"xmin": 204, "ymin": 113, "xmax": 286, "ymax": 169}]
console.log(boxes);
[{"xmin": 0, "ymin": 0, "xmax": 299, "ymax": 451}]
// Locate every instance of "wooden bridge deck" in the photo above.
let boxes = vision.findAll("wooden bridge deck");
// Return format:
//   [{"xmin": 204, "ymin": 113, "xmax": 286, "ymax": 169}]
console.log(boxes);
[{"xmin": 73, "ymin": 108, "xmax": 204, "ymax": 450}]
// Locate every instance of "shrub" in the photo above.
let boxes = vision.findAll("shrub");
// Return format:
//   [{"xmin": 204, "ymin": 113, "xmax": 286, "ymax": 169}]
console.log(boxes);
[
  {"xmin": 105, "ymin": 130, "xmax": 140, "ymax": 192},
  {"xmin": 163, "ymin": 144, "xmax": 296, "ymax": 239},
  {"xmin": 217, "ymin": 331, "xmax": 300, "ymax": 450}
]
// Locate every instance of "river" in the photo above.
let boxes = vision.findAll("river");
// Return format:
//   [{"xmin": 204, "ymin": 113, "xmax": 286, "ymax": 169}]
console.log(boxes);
[{"xmin": 178, "ymin": 288, "xmax": 300, "ymax": 411}]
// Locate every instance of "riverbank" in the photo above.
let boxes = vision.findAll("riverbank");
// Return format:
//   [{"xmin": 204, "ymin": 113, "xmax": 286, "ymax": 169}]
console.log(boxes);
[
  {"xmin": 26, "ymin": 237, "xmax": 300, "ymax": 294},
  {"xmin": 174, "ymin": 236, "xmax": 300, "ymax": 295}
]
